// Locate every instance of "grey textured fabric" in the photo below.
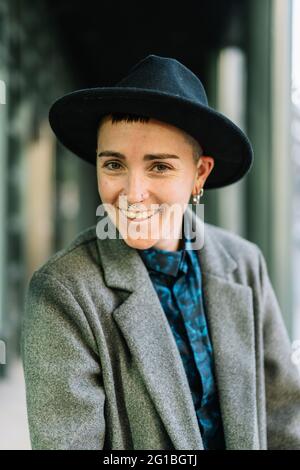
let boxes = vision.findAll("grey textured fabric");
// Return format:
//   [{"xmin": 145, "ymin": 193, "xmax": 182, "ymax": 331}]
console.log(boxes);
[{"xmin": 21, "ymin": 206, "xmax": 300, "ymax": 450}]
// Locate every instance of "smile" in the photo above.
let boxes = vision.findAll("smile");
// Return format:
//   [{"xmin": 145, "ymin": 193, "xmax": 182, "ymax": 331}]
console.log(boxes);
[{"xmin": 118, "ymin": 207, "xmax": 161, "ymax": 222}]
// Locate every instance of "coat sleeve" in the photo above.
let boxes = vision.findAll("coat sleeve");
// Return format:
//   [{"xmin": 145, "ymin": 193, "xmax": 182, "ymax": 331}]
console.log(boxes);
[
  {"xmin": 257, "ymin": 249, "xmax": 300, "ymax": 449},
  {"xmin": 20, "ymin": 271, "xmax": 106, "ymax": 450}
]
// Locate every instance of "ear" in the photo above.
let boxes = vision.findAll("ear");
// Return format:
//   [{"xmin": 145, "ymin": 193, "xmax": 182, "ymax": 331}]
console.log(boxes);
[{"xmin": 195, "ymin": 156, "xmax": 214, "ymax": 188}]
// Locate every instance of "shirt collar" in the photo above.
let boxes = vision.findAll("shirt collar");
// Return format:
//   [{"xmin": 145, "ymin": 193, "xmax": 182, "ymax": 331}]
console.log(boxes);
[{"xmin": 138, "ymin": 232, "xmax": 193, "ymax": 277}]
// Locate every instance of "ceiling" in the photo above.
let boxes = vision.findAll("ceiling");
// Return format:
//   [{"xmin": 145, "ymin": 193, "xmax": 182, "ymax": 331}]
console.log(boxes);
[{"xmin": 45, "ymin": 0, "xmax": 248, "ymax": 90}]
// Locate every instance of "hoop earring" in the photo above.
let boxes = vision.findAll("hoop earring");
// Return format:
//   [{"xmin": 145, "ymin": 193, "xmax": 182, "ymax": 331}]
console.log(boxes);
[{"xmin": 192, "ymin": 188, "xmax": 204, "ymax": 205}]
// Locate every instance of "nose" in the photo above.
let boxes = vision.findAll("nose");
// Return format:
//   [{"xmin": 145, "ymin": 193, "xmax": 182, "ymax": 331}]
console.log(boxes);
[{"xmin": 121, "ymin": 171, "xmax": 149, "ymax": 206}]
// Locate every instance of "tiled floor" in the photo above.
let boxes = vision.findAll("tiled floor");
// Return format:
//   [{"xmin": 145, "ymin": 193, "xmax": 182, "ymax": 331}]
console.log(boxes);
[{"xmin": 0, "ymin": 359, "xmax": 31, "ymax": 450}]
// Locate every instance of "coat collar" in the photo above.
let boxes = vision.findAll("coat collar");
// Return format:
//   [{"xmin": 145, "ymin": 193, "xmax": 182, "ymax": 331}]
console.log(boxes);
[{"xmin": 96, "ymin": 206, "xmax": 259, "ymax": 450}]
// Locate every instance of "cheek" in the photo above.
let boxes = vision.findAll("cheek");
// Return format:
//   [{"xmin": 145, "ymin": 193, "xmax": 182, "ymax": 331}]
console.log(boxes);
[
  {"xmin": 97, "ymin": 173, "xmax": 193, "ymax": 203},
  {"xmin": 163, "ymin": 179, "xmax": 191, "ymax": 199},
  {"xmin": 97, "ymin": 175, "xmax": 117, "ymax": 199}
]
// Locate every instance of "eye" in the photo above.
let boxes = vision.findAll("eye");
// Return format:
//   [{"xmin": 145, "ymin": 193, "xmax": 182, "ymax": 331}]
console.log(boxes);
[
  {"xmin": 152, "ymin": 163, "xmax": 171, "ymax": 173},
  {"xmin": 103, "ymin": 161, "xmax": 122, "ymax": 171},
  {"xmin": 102, "ymin": 161, "xmax": 172, "ymax": 174}
]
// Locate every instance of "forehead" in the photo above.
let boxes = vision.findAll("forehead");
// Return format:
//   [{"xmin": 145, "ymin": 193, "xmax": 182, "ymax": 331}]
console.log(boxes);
[{"xmin": 97, "ymin": 116, "xmax": 192, "ymax": 147}]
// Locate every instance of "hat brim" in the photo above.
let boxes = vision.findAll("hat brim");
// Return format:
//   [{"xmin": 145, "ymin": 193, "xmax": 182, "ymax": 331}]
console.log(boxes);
[{"xmin": 48, "ymin": 87, "xmax": 253, "ymax": 189}]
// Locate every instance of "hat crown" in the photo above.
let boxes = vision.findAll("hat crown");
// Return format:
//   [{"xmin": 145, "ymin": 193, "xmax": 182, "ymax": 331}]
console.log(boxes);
[{"xmin": 116, "ymin": 54, "xmax": 208, "ymax": 106}]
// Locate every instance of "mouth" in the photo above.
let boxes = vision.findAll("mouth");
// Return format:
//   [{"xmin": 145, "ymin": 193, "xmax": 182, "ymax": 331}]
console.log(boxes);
[{"xmin": 117, "ymin": 207, "xmax": 161, "ymax": 222}]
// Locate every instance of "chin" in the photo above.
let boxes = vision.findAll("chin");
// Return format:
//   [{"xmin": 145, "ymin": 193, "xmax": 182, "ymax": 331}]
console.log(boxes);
[{"xmin": 123, "ymin": 237, "xmax": 157, "ymax": 250}]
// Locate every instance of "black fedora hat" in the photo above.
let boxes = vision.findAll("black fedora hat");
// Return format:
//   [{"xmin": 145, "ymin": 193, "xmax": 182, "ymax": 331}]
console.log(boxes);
[{"xmin": 48, "ymin": 54, "xmax": 253, "ymax": 189}]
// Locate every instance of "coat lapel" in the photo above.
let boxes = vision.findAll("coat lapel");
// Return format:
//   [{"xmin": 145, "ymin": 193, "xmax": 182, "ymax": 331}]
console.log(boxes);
[
  {"xmin": 96, "ymin": 211, "xmax": 203, "ymax": 449},
  {"xmin": 96, "ymin": 206, "xmax": 259, "ymax": 450}
]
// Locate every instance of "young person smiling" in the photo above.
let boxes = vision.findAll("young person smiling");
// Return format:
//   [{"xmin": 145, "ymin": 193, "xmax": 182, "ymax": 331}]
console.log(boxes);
[
  {"xmin": 96, "ymin": 113, "xmax": 214, "ymax": 252},
  {"xmin": 21, "ymin": 55, "xmax": 300, "ymax": 450}
]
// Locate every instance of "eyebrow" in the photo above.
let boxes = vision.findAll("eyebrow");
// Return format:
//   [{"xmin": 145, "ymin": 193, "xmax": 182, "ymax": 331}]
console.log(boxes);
[{"xmin": 97, "ymin": 151, "xmax": 181, "ymax": 161}]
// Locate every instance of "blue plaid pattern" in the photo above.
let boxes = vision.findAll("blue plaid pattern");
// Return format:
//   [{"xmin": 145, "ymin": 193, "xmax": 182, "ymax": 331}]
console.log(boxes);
[{"xmin": 138, "ymin": 233, "xmax": 225, "ymax": 450}]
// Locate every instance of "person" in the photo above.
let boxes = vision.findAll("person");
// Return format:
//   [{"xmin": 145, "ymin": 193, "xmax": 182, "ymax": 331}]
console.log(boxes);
[{"xmin": 21, "ymin": 54, "xmax": 300, "ymax": 450}]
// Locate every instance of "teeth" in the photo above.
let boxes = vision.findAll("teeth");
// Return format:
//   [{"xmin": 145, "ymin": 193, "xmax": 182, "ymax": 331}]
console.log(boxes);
[{"xmin": 120, "ymin": 208, "xmax": 158, "ymax": 219}]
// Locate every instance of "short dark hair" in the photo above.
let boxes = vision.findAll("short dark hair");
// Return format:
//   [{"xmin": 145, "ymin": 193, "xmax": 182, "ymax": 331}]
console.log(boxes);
[{"xmin": 97, "ymin": 112, "xmax": 203, "ymax": 163}]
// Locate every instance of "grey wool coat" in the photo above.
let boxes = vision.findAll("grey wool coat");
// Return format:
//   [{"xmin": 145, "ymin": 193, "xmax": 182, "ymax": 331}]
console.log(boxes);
[{"xmin": 21, "ymin": 206, "xmax": 300, "ymax": 450}]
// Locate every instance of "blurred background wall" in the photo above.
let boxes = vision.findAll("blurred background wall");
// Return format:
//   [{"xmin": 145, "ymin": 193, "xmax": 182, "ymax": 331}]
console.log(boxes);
[{"xmin": 0, "ymin": 0, "xmax": 299, "ymax": 449}]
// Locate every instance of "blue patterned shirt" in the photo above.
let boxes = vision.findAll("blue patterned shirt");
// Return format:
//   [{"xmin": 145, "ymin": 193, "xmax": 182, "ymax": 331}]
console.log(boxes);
[{"xmin": 137, "ymin": 233, "xmax": 225, "ymax": 450}]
